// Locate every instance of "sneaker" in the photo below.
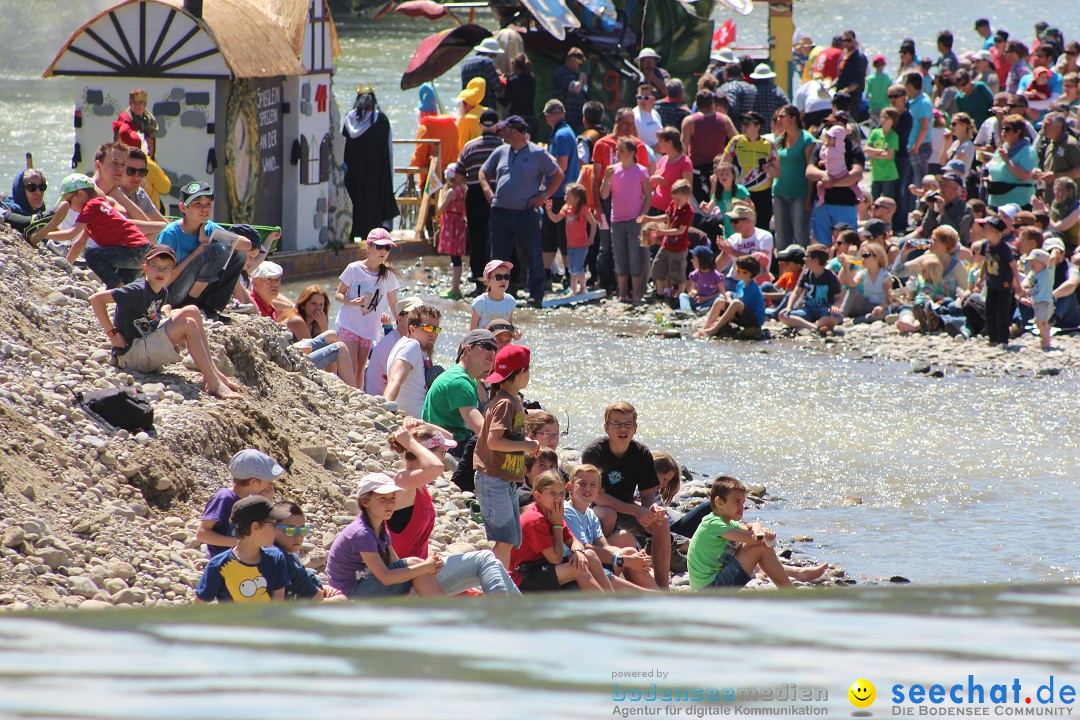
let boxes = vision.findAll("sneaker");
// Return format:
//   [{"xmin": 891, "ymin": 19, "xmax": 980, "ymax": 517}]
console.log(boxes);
[
  {"xmin": 45, "ymin": 239, "xmax": 70, "ymax": 257},
  {"xmin": 438, "ymin": 289, "xmax": 464, "ymax": 300},
  {"xmin": 911, "ymin": 302, "xmax": 928, "ymax": 329},
  {"xmin": 23, "ymin": 210, "xmax": 54, "ymax": 242},
  {"xmin": 203, "ymin": 308, "xmax": 233, "ymax": 324},
  {"xmin": 227, "ymin": 299, "xmax": 256, "ymax": 314},
  {"xmin": 526, "ymin": 298, "xmax": 543, "ymax": 309}
]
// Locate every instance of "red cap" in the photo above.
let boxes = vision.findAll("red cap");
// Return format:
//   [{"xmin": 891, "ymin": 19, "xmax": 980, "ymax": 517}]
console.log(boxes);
[
  {"xmin": 872, "ymin": 54, "xmax": 886, "ymax": 66},
  {"xmin": 484, "ymin": 344, "xmax": 531, "ymax": 384}
]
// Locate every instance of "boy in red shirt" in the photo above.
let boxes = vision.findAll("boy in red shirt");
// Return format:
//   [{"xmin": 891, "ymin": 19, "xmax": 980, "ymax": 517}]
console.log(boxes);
[
  {"xmin": 642, "ymin": 179, "xmax": 694, "ymax": 300},
  {"xmin": 509, "ymin": 471, "xmax": 612, "ymax": 592},
  {"xmin": 48, "ymin": 173, "xmax": 165, "ymax": 288}
]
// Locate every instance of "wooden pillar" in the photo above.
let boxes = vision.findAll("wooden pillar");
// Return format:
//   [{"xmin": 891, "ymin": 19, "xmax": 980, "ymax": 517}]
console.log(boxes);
[{"xmin": 768, "ymin": 0, "xmax": 794, "ymax": 95}]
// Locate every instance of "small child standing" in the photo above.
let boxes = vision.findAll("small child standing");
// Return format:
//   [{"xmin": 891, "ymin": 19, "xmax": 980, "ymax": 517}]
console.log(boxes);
[
  {"xmin": 334, "ymin": 228, "xmax": 401, "ymax": 389},
  {"xmin": 865, "ymin": 108, "xmax": 900, "ymax": 202},
  {"xmin": 678, "ymin": 245, "xmax": 724, "ymax": 315},
  {"xmin": 472, "ymin": 345, "xmax": 539, "ymax": 567},
  {"xmin": 977, "ymin": 216, "xmax": 1019, "ymax": 345},
  {"xmin": 48, "ymin": 173, "xmax": 164, "ymax": 288},
  {"xmin": 436, "ymin": 163, "xmax": 468, "ymax": 300},
  {"xmin": 779, "ymin": 244, "xmax": 843, "ymax": 334},
  {"xmin": 1021, "ymin": 248, "xmax": 1054, "ymax": 350},
  {"xmin": 87, "ymin": 244, "xmax": 240, "ymax": 398},
  {"xmin": 194, "ymin": 496, "xmax": 291, "ymax": 604},
  {"xmin": 545, "ymin": 183, "xmax": 595, "ymax": 296},
  {"xmin": 196, "ymin": 449, "xmax": 284, "ymax": 557},
  {"xmin": 643, "ymin": 179, "xmax": 694, "ymax": 299},
  {"xmin": 818, "ymin": 125, "xmax": 863, "ymax": 204},
  {"xmin": 470, "ymin": 259, "xmax": 517, "ymax": 329},
  {"xmin": 509, "ymin": 471, "xmax": 612, "ymax": 592}
]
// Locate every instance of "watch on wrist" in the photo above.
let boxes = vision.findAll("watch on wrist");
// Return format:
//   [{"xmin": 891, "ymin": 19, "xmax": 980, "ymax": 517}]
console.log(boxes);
[{"xmin": 614, "ymin": 555, "xmax": 624, "ymax": 567}]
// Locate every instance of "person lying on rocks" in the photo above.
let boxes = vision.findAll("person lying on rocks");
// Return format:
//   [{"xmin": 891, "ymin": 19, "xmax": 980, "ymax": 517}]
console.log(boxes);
[{"xmin": 88, "ymin": 244, "xmax": 241, "ymax": 398}]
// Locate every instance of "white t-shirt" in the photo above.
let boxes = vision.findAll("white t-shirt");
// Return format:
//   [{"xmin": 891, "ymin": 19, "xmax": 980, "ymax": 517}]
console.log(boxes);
[
  {"xmin": 384, "ymin": 336, "xmax": 427, "ymax": 418},
  {"xmin": 364, "ymin": 328, "xmax": 402, "ymax": 396},
  {"xmin": 336, "ymin": 262, "xmax": 402, "ymax": 340},
  {"xmin": 633, "ymin": 107, "xmax": 663, "ymax": 148},
  {"xmin": 728, "ymin": 227, "xmax": 774, "ymax": 257},
  {"xmin": 471, "ymin": 293, "xmax": 517, "ymax": 329}
]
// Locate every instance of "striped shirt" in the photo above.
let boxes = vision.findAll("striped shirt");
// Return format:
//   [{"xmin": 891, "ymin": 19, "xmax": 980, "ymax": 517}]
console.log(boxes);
[{"xmin": 458, "ymin": 133, "xmax": 504, "ymax": 186}]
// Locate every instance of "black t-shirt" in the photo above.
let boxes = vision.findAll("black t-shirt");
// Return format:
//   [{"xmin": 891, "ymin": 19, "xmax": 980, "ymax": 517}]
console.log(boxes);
[
  {"xmin": 110, "ymin": 278, "xmax": 168, "ymax": 357},
  {"xmin": 984, "ymin": 240, "xmax": 1014, "ymax": 291},
  {"xmin": 894, "ymin": 110, "xmax": 912, "ymax": 160},
  {"xmin": 580, "ymin": 438, "xmax": 660, "ymax": 505},
  {"xmin": 798, "ymin": 267, "xmax": 843, "ymax": 308},
  {"xmin": 810, "ymin": 137, "xmax": 865, "ymax": 206}
]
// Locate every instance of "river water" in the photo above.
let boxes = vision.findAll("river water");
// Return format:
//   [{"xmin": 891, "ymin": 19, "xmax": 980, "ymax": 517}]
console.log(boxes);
[{"xmin": 1, "ymin": 5, "xmax": 1078, "ymax": 715}]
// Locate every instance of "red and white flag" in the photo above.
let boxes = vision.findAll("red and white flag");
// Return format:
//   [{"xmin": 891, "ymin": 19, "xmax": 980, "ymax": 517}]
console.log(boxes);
[{"xmin": 713, "ymin": 19, "xmax": 736, "ymax": 49}]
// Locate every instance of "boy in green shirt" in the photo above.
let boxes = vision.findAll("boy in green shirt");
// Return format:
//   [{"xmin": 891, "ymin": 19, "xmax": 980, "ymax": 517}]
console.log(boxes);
[
  {"xmin": 866, "ymin": 55, "xmax": 893, "ymax": 123},
  {"xmin": 687, "ymin": 477, "xmax": 827, "ymax": 590}
]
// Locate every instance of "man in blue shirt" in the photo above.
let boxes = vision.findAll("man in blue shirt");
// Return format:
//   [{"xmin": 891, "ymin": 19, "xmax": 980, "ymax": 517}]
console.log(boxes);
[
  {"xmin": 540, "ymin": 99, "xmax": 580, "ymax": 289},
  {"xmin": 479, "ymin": 116, "xmax": 564, "ymax": 307},
  {"xmin": 904, "ymin": 73, "xmax": 933, "ymax": 188},
  {"xmin": 974, "ymin": 19, "xmax": 994, "ymax": 51},
  {"xmin": 157, "ymin": 181, "xmax": 250, "ymax": 322}
]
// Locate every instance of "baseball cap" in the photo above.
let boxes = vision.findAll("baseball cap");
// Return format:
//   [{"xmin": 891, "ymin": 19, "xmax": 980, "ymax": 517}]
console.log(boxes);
[
  {"xmin": 366, "ymin": 227, "xmax": 396, "ymax": 246},
  {"xmin": 1022, "ymin": 248, "xmax": 1051, "ymax": 266},
  {"xmin": 59, "ymin": 173, "xmax": 95, "ymax": 196},
  {"xmin": 457, "ymin": 328, "xmax": 498, "ymax": 360},
  {"xmin": 725, "ymin": 204, "xmax": 755, "ymax": 220},
  {"xmin": 998, "ymin": 203, "xmax": 1021, "ymax": 220},
  {"xmin": 395, "ymin": 296, "xmax": 424, "ymax": 315},
  {"xmin": 229, "ymin": 223, "xmax": 263, "ymax": 250},
  {"xmin": 249, "ymin": 261, "xmax": 283, "ymax": 279},
  {"xmin": 484, "ymin": 259, "xmax": 512, "ymax": 277},
  {"xmin": 230, "ymin": 495, "xmax": 291, "ymax": 530},
  {"xmin": 1042, "ymin": 236, "xmax": 1066, "ymax": 254},
  {"xmin": 775, "ymin": 245, "xmax": 806, "ymax": 263},
  {"xmin": 497, "ymin": 115, "xmax": 529, "ymax": 131},
  {"xmin": 229, "ymin": 449, "xmax": 285, "ymax": 481},
  {"xmin": 863, "ymin": 218, "xmax": 890, "ymax": 237},
  {"xmin": 689, "ymin": 244, "xmax": 715, "ymax": 259},
  {"xmin": 975, "ymin": 50, "xmax": 993, "ymax": 62},
  {"xmin": 871, "ymin": 54, "xmax": 886, "ymax": 65},
  {"xmin": 479, "ymin": 109, "xmax": 500, "ymax": 127},
  {"xmin": 977, "ymin": 216, "xmax": 1007, "ymax": 232},
  {"xmin": 485, "ymin": 317, "xmax": 517, "ymax": 337},
  {"xmin": 832, "ymin": 222, "xmax": 854, "ymax": 233},
  {"xmin": 485, "ymin": 344, "xmax": 530, "ymax": 384},
  {"xmin": 543, "ymin": 99, "xmax": 566, "ymax": 115},
  {"xmin": 417, "ymin": 432, "xmax": 458, "ymax": 450},
  {"xmin": 940, "ymin": 172, "xmax": 964, "ymax": 186},
  {"xmin": 356, "ymin": 472, "xmax": 405, "ymax": 496},
  {"xmin": 180, "ymin": 181, "xmax": 214, "ymax": 204},
  {"xmin": 144, "ymin": 244, "xmax": 177, "ymax": 262}
]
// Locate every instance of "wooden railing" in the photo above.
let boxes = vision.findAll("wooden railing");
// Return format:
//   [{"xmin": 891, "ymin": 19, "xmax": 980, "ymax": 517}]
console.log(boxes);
[{"xmin": 392, "ymin": 138, "xmax": 440, "ymax": 242}]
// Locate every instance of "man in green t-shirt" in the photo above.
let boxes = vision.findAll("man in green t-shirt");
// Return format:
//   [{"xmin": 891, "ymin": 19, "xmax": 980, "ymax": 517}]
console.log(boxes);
[
  {"xmin": 866, "ymin": 54, "xmax": 893, "ymax": 122},
  {"xmin": 421, "ymin": 329, "xmax": 497, "ymax": 454}
]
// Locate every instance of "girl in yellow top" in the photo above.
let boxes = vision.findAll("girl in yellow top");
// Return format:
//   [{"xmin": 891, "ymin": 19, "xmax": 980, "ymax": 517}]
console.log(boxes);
[{"xmin": 721, "ymin": 111, "xmax": 777, "ymax": 232}]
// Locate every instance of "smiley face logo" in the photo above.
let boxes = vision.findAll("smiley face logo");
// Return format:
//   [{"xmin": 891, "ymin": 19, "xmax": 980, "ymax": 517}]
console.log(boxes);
[{"xmin": 848, "ymin": 679, "xmax": 876, "ymax": 708}]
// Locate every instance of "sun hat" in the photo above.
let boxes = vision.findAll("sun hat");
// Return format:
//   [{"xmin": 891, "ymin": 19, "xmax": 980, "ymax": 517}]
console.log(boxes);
[
  {"xmin": 485, "ymin": 344, "xmax": 530, "ymax": 384},
  {"xmin": 474, "ymin": 37, "xmax": 504, "ymax": 55},
  {"xmin": 366, "ymin": 227, "xmax": 396, "ymax": 246},
  {"xmin": 794, "ymin": 37, "xmax": 815, "ymax": 50},
  {"xmin": 711, "ymin": 48, "xmax": 737, "ymax": 64},
  {"xmin": 230, "ymin": 449, "xmax": 286, "ymax": 481},
  {"xmin": 725, "ymin": 204, "xmax": 755, "ymax": 221},
  {"xmin": 740, "ymin": 110, "xmax": 767, "ymax": 126},
  {"xmin": 418, "ymin": 82, "xmax": 438, "ymax": 114},
  {"xmin": 485, "ymin": 317, "xmax": 517, "ymax": 337},
  {"xmin": 456, "ymin": 77, "xmax": 486, "ymax": 105},
  {"xmin": 249, "ymin": 261, "xmax": 283, "ymax": 279},
  {"xmin": 484, "ymin": 259, "xmax": 512, "ymax": 277},
  {"xmin": 395, "ymin": 296, "xmax": 424, "ymax": 315},
  {"xmin": 997, "ymin": 203, "xmax": 1021, "ymax": 220},
  {"xmin": 445, "ymin": 162, "xmax": 459, "ymax": 180},
  {"xmin": 567, "ymin": 47, "xmax": 585, "ymax": 60},
  {"xmin": 1042, "ymin": 237, "xmax": 1066, "ymax": 254},
  {"xmin": 749, "ymin": 63, "xmax": 776, "ymax": 80},
  {"xmin": 636, "ymin": 47, "xmax": 661, "ymax": 62},
  {"xmin": 356, "ymin": 472, "xmax": 405, "ymax": 496},
  {"xmin": 59, "ymin": 173, "xmax": 95, "ymax": 196}
]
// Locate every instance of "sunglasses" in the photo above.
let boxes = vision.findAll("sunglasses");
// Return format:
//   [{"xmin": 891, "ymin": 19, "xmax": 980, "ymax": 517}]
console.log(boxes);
[
  {"xmin": 125, "ymin": 166, "xmax": 149, "ymax": 176},
  {"xmin": 491, "ymin": 273, "xmax": 511, "ymax": 281},
  {"xmin": 472, "ymin": 341, "xmax": 498, "ymax": 352},
  {"xmin": 418, "ymin": 324, "xmax": 442, "ymax": 334},
  {"xmin": 275, "ymin": 525, "xmax": 311, "ymax": 537},
  {"xmin": 24, "ymin": 182, "xmax": 46, "ymax": 192},
  {"xmin": 860, "ymin": 252, "xmax": 874, "ymax": 258},
  {"xmin": 888, "ymin": 93, "xmax": 904, "ymax": 99},
  {"xmin": 636, "ymin": 95, "xmax": 654, "ymax": 100}
]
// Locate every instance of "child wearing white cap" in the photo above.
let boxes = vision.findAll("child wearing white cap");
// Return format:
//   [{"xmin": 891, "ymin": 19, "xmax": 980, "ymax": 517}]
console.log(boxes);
[{"xmin": 1020, "ymin": 247, "xmax": 1054, "ymax": 350}]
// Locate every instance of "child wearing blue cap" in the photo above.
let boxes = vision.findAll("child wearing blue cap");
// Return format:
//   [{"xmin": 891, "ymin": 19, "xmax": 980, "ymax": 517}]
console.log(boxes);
[{"xmin": 678, "ymin": 244, "xmax": 725, "ymax": 315}]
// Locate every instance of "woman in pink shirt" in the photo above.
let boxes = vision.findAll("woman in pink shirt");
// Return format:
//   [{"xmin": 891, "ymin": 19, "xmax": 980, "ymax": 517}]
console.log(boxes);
[
  {"xmin": 649, "ymin": 128, "xmax": 694, "ymax": 214},
  {"xmin": 600, "ymin": 138, "xmax": 653, "ymax": 304}
]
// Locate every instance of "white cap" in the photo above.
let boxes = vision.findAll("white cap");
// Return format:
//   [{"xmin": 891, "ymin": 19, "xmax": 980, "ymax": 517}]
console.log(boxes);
[
  {"xmin": 250, "ymin": 261, "xmax": 283, "ymax": 279},
  {"xmin": 356, "ymin": 472, "xmax": 404, "ymax": 496}
]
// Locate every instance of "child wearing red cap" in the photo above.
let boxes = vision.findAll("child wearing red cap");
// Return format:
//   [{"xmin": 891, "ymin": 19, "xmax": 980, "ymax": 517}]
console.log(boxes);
[{"xmin": 472, "ymin": 344, "xmax": 539, "ymax": 567}]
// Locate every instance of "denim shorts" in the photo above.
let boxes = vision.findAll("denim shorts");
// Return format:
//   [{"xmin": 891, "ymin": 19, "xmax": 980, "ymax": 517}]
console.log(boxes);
[
  {"xmin": 295, "ymin": 334, "xmax": 341, "ymax": 370},
  {"xmin": 474, "ymin": 470, "xmax": 522, "ymax": 546},
  {"xmin": 790, "ymin": 305, "xmax": 839, "ymax": 323},
  {"xmin": 707, "ymin": 556, "xmax": 751, "ymax": 589},
  {"xmin": 567, "ymin": 246, "xmax": 588, "ymax": 276},
  {"xmin": 348, "ymin": 559, "xmax": 411, "ymax": 597}
]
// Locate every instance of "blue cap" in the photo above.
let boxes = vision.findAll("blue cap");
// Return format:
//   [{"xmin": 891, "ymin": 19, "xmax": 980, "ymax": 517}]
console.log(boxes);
[
  {"xmin": 418, "ymin": 83, "xmax": 437, "ymax": 114},
  {"xmin": 689, "ymin": 245, "xmax": 715, "ymax": 259}
]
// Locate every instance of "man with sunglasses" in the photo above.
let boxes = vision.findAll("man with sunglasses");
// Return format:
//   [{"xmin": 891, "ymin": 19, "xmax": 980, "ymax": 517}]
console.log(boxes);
[
  {"xmin": 385, "ymin": 305, "xmax": 443, "ymax": 419},
  {"xmin": 633, "ymin": 84, "xmax": 662, "ymax": 149},
  {"xmin": 422, "ymin": 328, "xmax": 498, "ymax": 455},
  {"xmin": 118, "ymin": 147, "xmax": 167, "ymax": 227}
]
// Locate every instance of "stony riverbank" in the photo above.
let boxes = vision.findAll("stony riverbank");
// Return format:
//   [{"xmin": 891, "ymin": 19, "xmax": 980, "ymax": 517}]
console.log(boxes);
[{"xmin": 0, "ymin": 231, "xmax": 855, "ymax": 611}]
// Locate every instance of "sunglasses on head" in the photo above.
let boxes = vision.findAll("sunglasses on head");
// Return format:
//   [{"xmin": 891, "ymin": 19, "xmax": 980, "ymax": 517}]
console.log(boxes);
[
  {"xmin": 275, "ymin": 524, "xmax": 311, "ymax": 537},
  {"xmin": 125, "ymin": 166, "xmax": 149, "ymax": 176},
  {"xmin": 491, "ymin": 273, "xmax": 511, "ymax": 281},
  {"xmin": 24, "ymin": 182, "xmax": 46, "ymax": 192}
]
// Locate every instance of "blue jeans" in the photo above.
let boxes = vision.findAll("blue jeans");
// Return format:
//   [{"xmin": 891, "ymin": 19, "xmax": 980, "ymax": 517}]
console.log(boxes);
[
  {"xmin": 810, "ymin": 202, "xmax": 858, "ymax": 245},
  {"xmin": 474, "ymin": 470, "xmax": 522, "ymax": 546},
  {"xmin": 295, "ymin": 332, "xmax": 342, "ymax": 370},
  {"xmin": 871, "ymin": 179, "xmax": 899, "ymax": 204},
  {"xmin": 83, "ymin": 245, "xmax": 149, "ymax": 289},
  {"xmin": 168, "ymin": 242, "xmax": 241, "ymax": 307},
  {"xmin": 772, "ymin": 195, "xmax": 810, "ymax": 249},
  {"xmin": 1055, "ymin": 292, "xmax": 1080, "ymax": 329},
  {"xmin": 490, "ymin": 207, "xmax": 544, "ymax": 302},
  {"xmin": 707, "ymin": 555, "xmax": 751, "ymax": 589},
  {"xmin": 678, "ymin": 293, "xmax": 717, "ymax": 314},
  {"xmin": 348, "ymin": 559, "xmax": 411, "ymax": 597},
  {"xmin": 436, "ymin": 550, "xmax": 520, "ymax": 595},
  {"xmin": 567, "ymin": 246, "xmax": 588, "ymax": 276}
]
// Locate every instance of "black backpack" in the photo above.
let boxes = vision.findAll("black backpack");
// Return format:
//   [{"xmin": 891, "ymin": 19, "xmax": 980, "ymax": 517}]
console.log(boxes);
[{"xmin": 77, "ymin": 387, "xmax": 154, "ymax": 433}]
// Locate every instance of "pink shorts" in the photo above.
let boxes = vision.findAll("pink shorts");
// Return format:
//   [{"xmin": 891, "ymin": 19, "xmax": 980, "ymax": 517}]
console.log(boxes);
[{"xmin": 337, "ymin": 326, "xmax": 373, "ymax": 350}]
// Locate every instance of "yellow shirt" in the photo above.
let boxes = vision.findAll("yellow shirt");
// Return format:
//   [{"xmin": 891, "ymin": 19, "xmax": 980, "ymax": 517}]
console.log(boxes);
[
  {"xmin": 144, "ymin": 157, "xmax": 171, "ymax": 211},
  {"xmin": 723, "ymin": 135, "xmax": 776, "ymax": 193},
  {"xmin": 457, "ymin": 105, "xmax": 485, "ymax": 151}
]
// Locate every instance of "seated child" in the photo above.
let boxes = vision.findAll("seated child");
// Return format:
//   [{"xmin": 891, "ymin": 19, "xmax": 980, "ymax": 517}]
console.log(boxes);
[
  {"xmin": 272, "ymin": 501, "xmax": 346, "ymax": 602},
  {"xmin": 687, "ymin": 476, "xmax": 827, "ymax": 590},
  {"xmin": 1023, "ymin": 67, "xmax": 1052, "ymax": 103},
  {"xmin": 47, "ymin": 173, "xmax": 165, "ymax": 288},
  {"xmin": 508, "ymin": 471, "xmax": 612, "ymax": 592},
  {"xmin": 196, "ymin": 449, "xmax": 284, "ymax": 557},
  {"xmin": 87, "ymin": 244, "xmax": 241, "ymax": 398},
  {"xmin": 1020, "ymin": 247, "xmax": 1054, "ymax": 350},
  {"xmin": 896, "ymin": 253, "xmax": 947, "ymax": 334},
  {"xmin": 778, "ymin": 244, "xmax": 843, "ymax": 334},
  {"xmin": 470, "ymin": 260, "xmax": 517, "ymax": 330},
  {"xmin": 564, "ymin": 465, "xmax": 656, "ymax": 591},
  {"xmin": 325, "ymin": 473, "xmax": 444, "ymax": 597},
  {"xmin": 521, "ymin": 449, "xmax": 560, "ymax": 507},
  {"xmin": 194, "ymin": 496, "xmax": 291, "ymax": 603},
  {"xmin": 694, "ymin": 255, "xmax": 766, "ymax": 338},
  {"xmin": 818, "ymin": 124, "xmax": 863, "ymax": 204},
  {"xmin": 678, "ymin": 245, "xmax": 725, "ymax": 315}
]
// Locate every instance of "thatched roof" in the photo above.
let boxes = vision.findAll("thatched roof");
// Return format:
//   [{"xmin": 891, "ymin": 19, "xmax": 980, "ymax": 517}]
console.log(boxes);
[{"xmin": 246, "ymin": 0, "xmax": 342, "ymax": 63}]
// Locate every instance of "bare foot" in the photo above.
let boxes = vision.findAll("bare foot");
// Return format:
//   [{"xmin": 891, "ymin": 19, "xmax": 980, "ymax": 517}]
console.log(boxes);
[
  {"xmin": 219, "ymin": 373, "xmax": 243, "ymax": 392},
  {"xmin": 786, "ymin": 562, "xmax": 829, "ymax": 582},
  {"xmin": 205, "ymin": 382, "xmax": 241, "ymax": 399}
]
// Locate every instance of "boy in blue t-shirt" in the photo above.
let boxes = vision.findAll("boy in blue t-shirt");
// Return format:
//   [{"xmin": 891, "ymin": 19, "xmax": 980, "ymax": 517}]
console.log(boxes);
[
  {"xmin": 195, "ymin": 496, "xmax": 291, "ymax": 603},
  {"xmin": 196, "ymin": 449, "xmax": 285, "ymax": 557},
  {"xmin": 157, "ymin": 181, "xmax": 250, "ymax": 321},
  {"xmin": 779, "ymin": 244, "xmax": 843, "ymax": 334},
  {"xmin": 695, "ymin": 255, "xmax": 767, "ymax": 338}
]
